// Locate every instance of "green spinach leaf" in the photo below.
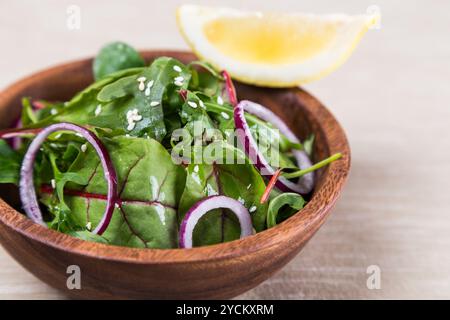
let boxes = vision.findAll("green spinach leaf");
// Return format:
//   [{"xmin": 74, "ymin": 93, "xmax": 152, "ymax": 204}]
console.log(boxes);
[{"xmin": 93, "ymin": 42, "xmax": 145, "ymax": 80}]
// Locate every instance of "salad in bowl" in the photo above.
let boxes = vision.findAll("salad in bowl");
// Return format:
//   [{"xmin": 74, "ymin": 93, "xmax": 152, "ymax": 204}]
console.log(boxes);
[{"xmin": 0, "ymin": 42, "xmax": 341, "ymax": 249}]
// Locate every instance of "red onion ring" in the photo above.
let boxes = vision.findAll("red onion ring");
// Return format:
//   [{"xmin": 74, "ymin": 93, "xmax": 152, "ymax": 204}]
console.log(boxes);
[
  {"xmin": 179, "ymin": 195, "xmax": 253, "ymax": 248},
  {"xmin": 19, "ymin": 122, "xmax": 118, "ymax": 235},
  {"xmin": 234, "ymin": 100, "xmax": 315, "ymax": 194}
]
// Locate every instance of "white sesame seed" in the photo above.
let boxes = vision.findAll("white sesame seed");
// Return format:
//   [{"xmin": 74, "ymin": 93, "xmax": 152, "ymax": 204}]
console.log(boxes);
[
  {"xmin": 81, "ymin": 144, "xmax": 87, "ymax": 152},
  {"xmin": 138, "ymin": 82, "xmax": 145, "ymax": 91},
  {"xmin": 125, "ymin": 134, "xmax": 130, "ymax": 137},
  {"xmin": 174, "ymin": 76, "xmax": 184, "ymax": 82},
  {"xmin": 199, "ymin": 100, "xmax": 205, "ymax": 109},
  {"xmin": 127, "ymin": 122, "xmax": 136, "ymax": 131},
  {"xmin": 55, "ymin": 133, "xmax": 62, "ymax": 139},
  {"xmin": 249, "ymin": 206, "xmax": 257, "ymax": 213},
  {"xmin": 217, "ymin": 96, "xmax": 224, "ymax": 105},
  {"xmin": 173, "ymin": 65, "xmax": 182, "ymax": 72},
  {"xmin": 51, "ymin": 179, "xmax": 56, "ymax": 189},
  {"xmin": 50, "ymin": 108, "xmax": 57, "ymax": 115},
  {"xmin": 144, "ymin": 87, "xmax": 151, "ymax": 96},
  {"xmin": 75, "ymin": 133, "xmax": 83, "ymax": 138},
  {"xmin": 247, "ymin": 184, "xmax": 252, "ymax": 190},
  {"xmin": 137, "ymin": 76, "xmax": 147, "ymax": 82},
  {"xmin": 86, "ymin": 222, "xmax": 92, "ymax": 231},
  {"xmin": 147, "ymin": 80, "xmax": 154, "ymax": 88},
  {"xmin": 187, "ymin": 101, "xmax": 198, "ymax": 109},
  {"xmin": 150, "ymin": 101, "xmax": 160, "ymax": 107},
  {"xmin": 221, "ymin": 112, "xmax": 230, "ymax": 120},
  {"xmin": 115, "ymin": 203, "xmax": 120, "ymax": 208},
  {"xmin": 95, "ymin": 104, "xmax": 102, "ymax": 116},
  {"xmin": 238, "ymin": 197, "xmax": 245, "ymax": 205},
  {"xmin": 194, "ymin": 165, "xmax": 199, "ymax": 173},
  {"xmin": 174, "ymin": 81, "xmax": 183, "ymax": 87},
  {"xmin": 126, "ymin": 109, "xmax": 143, "ymax": 131}
]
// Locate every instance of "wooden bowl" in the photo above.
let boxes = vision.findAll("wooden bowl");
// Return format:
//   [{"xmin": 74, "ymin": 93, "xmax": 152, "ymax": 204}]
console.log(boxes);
[{"xmin": 0, "ymin": 51, "xmax": 350, "ymax": 299}]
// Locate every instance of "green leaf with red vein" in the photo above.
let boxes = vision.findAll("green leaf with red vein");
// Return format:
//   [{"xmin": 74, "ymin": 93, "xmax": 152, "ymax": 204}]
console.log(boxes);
[{"xmin": 41, "ymin": 136, "xmax": 186, "ymax": 248}]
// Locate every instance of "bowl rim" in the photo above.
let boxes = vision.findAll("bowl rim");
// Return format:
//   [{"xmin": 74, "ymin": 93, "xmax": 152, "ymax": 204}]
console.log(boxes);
[{"xmin": 0, "ymin": 50, "xmax": 351, "ymax": 264}]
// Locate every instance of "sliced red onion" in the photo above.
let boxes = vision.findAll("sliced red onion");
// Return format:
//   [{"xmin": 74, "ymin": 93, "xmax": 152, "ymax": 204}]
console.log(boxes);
[
  {"xmin": 0, "ymin": 128, "xmax": 42, "ymax": 140},
  {"xmin": 179, "ymin": 195, "xmax": 253, "ymax": 248},
  {"xmin": 234, "ymin": 100, "xmax": 315, "ymax": 194},
  {"xmin": 19, "ymin": 122, "xmax": 118, "ymax": 235},
  {"xmin": 10, "ymin": 118, "xmax": 22, "ymax": 150}
]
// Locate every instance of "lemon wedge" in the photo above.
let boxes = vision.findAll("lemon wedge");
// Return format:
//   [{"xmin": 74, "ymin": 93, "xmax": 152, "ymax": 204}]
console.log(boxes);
[{"xmin": 177, "ymin": 5, "xmax": 379, "ymax": 87}]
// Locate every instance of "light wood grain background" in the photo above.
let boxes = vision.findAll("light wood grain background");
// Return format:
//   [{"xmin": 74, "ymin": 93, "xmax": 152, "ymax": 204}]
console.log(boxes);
[{"xmin": 1, "ymin": 0, "xmax": 449, "ymax": 299}]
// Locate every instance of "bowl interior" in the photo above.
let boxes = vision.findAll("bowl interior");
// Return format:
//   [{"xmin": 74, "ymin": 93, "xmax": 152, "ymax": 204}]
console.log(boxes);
[{"xmin": 0, "ymin": 51, "xmax": 350, "ymax": 263}]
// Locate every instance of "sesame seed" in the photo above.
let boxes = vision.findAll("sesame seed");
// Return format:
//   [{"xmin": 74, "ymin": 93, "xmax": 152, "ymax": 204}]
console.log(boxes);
[
  {"xmin": 51, "ymin": 179, "xmax": 56, "ymax": 189},
  {"xmin": 126, "ymin": 108, "xmax": 143, "ymax": 131},
  {"xmin": 115, "ymin": 203, "xmax": 120, "ymax": 208},
  {"xmin": 199, "ymin": 100, "xmax": 205, "ymax": 109},
  {"xmin": 221, "ymin": 112, "xmax": 230, "ymax": 120},
  {"xmin": 81, "ymin": 144, "xmax": 87, "ymax": 152},
  {"xmin": 174, "ymin": 76, "xmax": 184, "ymax": 82},
  {"xmin": 75, "ymin": 133, "xmax": 83, "ymax": 138},
  {"xmin": 217, "ymin": 96, "xmax": 224, "ymax": 105},
  {"xmin": 127, "ymin": 122, "xmax": 136, "ymax": 131},
  {"xmin": 150, "ymin": 101, "xmax": 160, "ymax": 107},
  {"xmin": 55, "ymin": 133, "xmax": 62, "ymax": 139},
  {"xmin": 50, "ymin": 108, "xmax": 57, "ymax": 115},
  {"xmin": 174, "ymin": 81, "xmax": 183, "ymax": 87},
  {"xmin": 173, "ymin": 65, "xmax": 182, "ymax": 72},
  {"xmin": 95, "ymin": 104, "xmax": 102, "ymax": 116},
  {"xmin": 247, "ymin": 184, "xmax": 252, "ymax": 189},
  {"xmin": 138, "ymin": 82, "xmax": 145, "ymax": 91},
  {"xmin": 147, "ymin": 80, "xmax": 154, "ymax": 88},
  {"xmin": 249, "ymin": 206, "xmax": 257, "ymax": 213},
  {"xmin": 86, "ymin": 222, "xmax": 92, "ymax": 231},
  {"xmin": 187, "ymin": 101, "xmax": 198, "ymax": 109},
  {"xmin": 194, "ymin": 165, "xmax": 199, "ymax": 173},
  {"xmin": 145, "ymin": 87, "xmax": 151, "ymax": 96},
  {"xmin": 137, "ymin": 76, "xmax": 146, "ymax": 82}
]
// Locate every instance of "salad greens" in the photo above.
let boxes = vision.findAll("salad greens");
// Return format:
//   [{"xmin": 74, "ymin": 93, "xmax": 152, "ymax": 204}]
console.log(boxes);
[
  {"xmin": 0, "ymin": 41, "xmax": 342, "ymax": 249},
  {"xmin": 93, "ymin": 42, "xmax": 145, "ymax": 80}
]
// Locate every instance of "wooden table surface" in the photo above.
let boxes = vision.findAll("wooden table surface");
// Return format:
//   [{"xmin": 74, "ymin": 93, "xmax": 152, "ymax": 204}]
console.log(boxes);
[{"xmin": 1, "ymin": 0, "xmax": 449, "ymax": 299}]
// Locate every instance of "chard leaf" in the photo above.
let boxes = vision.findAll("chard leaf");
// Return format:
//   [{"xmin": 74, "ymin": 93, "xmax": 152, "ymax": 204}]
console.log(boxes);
[
  {"xmin": 93, "ymin": 42, "xmax": 145, "ymax": 80},
  {"xmin": 0, "ymin": 140, "xmax": 21, "ymax": 184},
  {"xmin": 267, "ymin": 193, "xmax": 305, "ymax": 228},
  {"xmin": 179, "ymin": 143, "xmax": 267, "ymax": 247},
  {"xmin": 67, "ymin": 230, "xmax": 109, "ymax": 244},
  {"xmin": 42, "ymin": 136, "xmax": 186, "ymax": 248}
]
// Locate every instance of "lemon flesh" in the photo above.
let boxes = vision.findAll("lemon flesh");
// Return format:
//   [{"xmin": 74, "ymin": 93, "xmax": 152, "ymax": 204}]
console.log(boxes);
[{"xmin": 204, "ymin": 16, "xmax": 337, "ymax": 65}]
